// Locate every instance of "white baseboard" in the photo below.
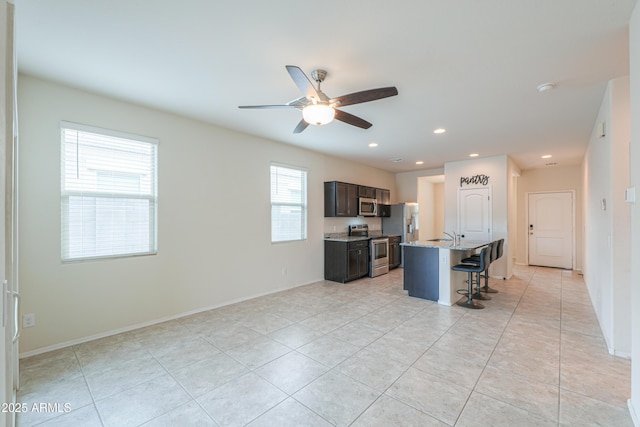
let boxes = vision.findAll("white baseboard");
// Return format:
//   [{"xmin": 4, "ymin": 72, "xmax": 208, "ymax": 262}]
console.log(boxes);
[
  {"xmin": 629, "ymin": 399, "xmax": 639, "ymax": 427},
  {"xmin": 609, "ymin": 348, "xmax": 632, "ymax": 359},
  {"xmin": 19, "ymin": 277, "xmax": 322, "ymax": 359}
]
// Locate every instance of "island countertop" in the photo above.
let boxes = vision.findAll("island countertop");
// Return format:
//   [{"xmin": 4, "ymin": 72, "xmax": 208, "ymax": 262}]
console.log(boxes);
[{"xmin": 401, "ymin": 239, "xmax": 490, "ymax": 250}]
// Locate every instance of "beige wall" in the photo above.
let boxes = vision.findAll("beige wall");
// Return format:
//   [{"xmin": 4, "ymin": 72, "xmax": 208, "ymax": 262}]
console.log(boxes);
[
  {"xmin": 18, "ymin": 75, "xmax": 395, "ymax": 355},
  {"xmin": 415, "ymin": 176, "xmax": 445, "ymax": 241},
  {"xmin": 433, "ymin": 183, "xmax": 445, "ymax": 238},
  {"xmin": 417, "ymin": 179, "xmax": 435, "ymax": 240},
  {"xmin": 515, "ymin": 165, "xmax": 583, "ymax": 270},
  {"xmin": 582, "ymin": 76, "xmax": 631, "ymax": 357},
  {"xmin": 395, "ymin": 168, "xmax": 444, "ymax": 203},
  {"xmin": 609, "ymin": 77, "xmax": 632, "ymax": 357}
]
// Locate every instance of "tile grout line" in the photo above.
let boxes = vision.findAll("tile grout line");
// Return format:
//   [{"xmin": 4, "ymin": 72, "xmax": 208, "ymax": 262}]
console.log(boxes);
[
  {"xmin": 557, "ymin": 271, "xmax": 566, "ymax": 427},
  {"xmin": 448, "ymin": 268, "xmax": 538, "ymax": 426},
  {"xmin": 72, "ymin": 345, "xmax": 106, "ymax": 427}
]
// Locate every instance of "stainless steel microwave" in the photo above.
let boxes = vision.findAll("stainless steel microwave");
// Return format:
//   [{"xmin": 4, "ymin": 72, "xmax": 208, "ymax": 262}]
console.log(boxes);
[{"xmin": 358, "ymin": 197, "xmax": 377, "ymax": 216}]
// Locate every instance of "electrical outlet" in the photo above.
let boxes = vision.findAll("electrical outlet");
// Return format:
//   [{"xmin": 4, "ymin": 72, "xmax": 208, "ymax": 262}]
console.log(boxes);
[{"xmin": 22, "ymin": 313, "xmax": 36, "ymax": 328}]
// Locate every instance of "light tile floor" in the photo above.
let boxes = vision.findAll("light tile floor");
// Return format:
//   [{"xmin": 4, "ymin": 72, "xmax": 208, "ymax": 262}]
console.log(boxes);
[{"xmin": 17, "ymin": 265, "xmax": 633, "ymax": 426}]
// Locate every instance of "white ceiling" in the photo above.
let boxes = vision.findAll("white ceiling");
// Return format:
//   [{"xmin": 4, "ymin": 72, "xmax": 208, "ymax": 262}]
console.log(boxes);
[{"xmin": 14, "ymin": 0, "xmax": 637, "ymax": 172}]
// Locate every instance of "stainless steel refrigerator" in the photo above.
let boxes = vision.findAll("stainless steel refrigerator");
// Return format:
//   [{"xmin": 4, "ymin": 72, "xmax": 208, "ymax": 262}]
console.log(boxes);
[{"xmin": 382, "ymin": 203, "xmax": 419, "ymax": 267}]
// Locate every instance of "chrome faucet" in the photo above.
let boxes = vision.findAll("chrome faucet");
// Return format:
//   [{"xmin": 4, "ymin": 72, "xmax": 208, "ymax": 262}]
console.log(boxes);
[{"xmin": 443, "ymin": 231, "xmax": 459, "ymax": 245}]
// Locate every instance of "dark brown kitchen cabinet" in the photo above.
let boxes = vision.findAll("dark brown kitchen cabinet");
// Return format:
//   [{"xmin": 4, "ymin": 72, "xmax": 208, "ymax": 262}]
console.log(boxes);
[
  {"xmin": 324, "ymin": 181, "xmax": 358, "ymax": 217},
  {"xmin": 325, "ymin": 239, "xmax": 369, "ymax": 283},
  {"xmin": 376, "ymin": 188, "xmax": 391, "ymax": 217},
  {"xmin": 358, "ymin": 185, "xmax": 376, "ymax": 199},
  {"xmin": 388, "ymin": 235, "xmax": 400, "ymax": 269}
]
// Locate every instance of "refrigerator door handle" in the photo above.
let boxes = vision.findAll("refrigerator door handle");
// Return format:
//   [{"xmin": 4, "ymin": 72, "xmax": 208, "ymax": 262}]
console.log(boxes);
[
  {"xmin": 9, "ymin": 290, "xmax": 20, "ymax": 343},
  {"xmin": 2, "ymin": 279, "xmax": 6, "ymax": 327}
]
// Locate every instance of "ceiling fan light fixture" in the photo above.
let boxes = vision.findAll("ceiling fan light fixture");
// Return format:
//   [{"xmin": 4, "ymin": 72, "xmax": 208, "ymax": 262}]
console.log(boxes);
[{"xmin": 302, "ymin": 104, "xmax": 335, "ymax": 125}]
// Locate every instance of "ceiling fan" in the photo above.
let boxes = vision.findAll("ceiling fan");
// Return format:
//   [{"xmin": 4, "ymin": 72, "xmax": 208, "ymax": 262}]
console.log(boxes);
[{"xmin": 239, "ymin": 65, "xmax": 398, "ymax": 134}]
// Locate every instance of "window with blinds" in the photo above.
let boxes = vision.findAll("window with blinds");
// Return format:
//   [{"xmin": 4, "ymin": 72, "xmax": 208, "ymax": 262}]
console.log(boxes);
[
  {"xmin": 61, "ymin": 122, "xmax": 158, "ymax": 261},
  {"xmin": 271, "ymin": 164, "xmax": 307, "ymax": 243}
]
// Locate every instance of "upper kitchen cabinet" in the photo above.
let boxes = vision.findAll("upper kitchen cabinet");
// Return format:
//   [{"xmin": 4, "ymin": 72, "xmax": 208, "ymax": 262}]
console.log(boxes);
[
  {"xmin": 376, "ymin": 188, "xmax": 391, "ymax": 217},
  {"xmin": 358, "ymin": 185, "xmax": 376, "ymax": 199},
  {"xmin": 325, "ymin": 181, "xmax": 358, "ymax": 217}
]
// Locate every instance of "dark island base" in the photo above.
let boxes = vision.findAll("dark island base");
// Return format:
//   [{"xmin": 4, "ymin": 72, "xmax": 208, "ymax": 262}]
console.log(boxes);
[{"xmin": 403, "ymin": 246, "xmax": 439, "ymax": 301}]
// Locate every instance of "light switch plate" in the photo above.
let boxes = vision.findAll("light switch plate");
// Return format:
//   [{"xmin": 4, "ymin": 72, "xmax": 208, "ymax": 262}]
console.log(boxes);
[{"xmin": 625, "ymin": 187, "xmax": 636, "ymax": 204}]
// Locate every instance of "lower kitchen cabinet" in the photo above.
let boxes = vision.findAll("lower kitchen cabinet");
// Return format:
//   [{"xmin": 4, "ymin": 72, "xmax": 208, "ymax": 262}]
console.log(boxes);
[
  {"xmin": 388, "ymin": 235, "xmax": 401, "ymax": 269},
  {"xmin": 324, "ymin": 239, "xmax": 369, "ymax": 283}
]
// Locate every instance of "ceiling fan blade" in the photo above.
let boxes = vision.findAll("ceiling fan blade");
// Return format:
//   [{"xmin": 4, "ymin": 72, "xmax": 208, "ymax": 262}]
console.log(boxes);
[
  {"xmin": 334, "ymin": 109, "xmax": 372, "ymax": 129},
  {"xmin": 293, "ymin": 119, "xmax": 309, "ymax": 134},
  {"xmin": 286, "ymin": 65, "xmax": 320, "ymax": 102},
  {"xmin": 238, "ymin": 104, "xmax": 298, "ymax": 109},
  {"xmin": 331, "ymin": 87, "xmax": 398, "ymax": 107},
  {"xmin": 287, "ymin": 96, "xmax": 309, "ymax": 108}
]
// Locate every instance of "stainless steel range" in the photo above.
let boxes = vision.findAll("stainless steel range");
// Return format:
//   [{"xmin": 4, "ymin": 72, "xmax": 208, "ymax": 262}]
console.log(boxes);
[
  {"xmin": 348, "ymin": 224, "xmax": 389, "ymax": 278},
  {"xmin": 369, "ymin": 236, "xmax": 389, "ymax": 277}
]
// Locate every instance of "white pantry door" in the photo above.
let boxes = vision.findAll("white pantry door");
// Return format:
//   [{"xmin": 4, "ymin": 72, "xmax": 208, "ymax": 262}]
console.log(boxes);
[
  {"xmin": 458, "ymin": 187, "xmax": 491, "ymax": 241},
  {"xmin": 528, "ymin": 192, "xmax": 573, "ymax": 269}
]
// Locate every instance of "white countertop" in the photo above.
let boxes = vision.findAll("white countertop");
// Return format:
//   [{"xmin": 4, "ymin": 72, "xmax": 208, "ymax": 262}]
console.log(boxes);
[{"xmin": 401, "ymin": 239, "xmax": 490, "ymax": 251}]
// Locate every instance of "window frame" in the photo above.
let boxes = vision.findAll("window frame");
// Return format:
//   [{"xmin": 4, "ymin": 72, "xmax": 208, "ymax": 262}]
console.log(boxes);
[
  {"xmin": 270, "ymin": 163, "xmax": 308, "ymax": 243},
  {"xmin": 60, "ymin": 121, "xmax": 159, "ymax": 262}
]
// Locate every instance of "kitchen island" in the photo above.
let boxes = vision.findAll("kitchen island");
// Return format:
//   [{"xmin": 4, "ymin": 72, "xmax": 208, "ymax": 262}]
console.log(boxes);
[{"xmin": 401, "ymin": 240, "xmax": 491, "ymax": 306}]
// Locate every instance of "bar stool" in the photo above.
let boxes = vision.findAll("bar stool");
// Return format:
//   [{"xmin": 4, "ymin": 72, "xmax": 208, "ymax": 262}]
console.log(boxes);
[
  {"xmin": 481, "ymin": 238, "xmax": 503, "ymax": 293},
  {"xmin": 463, "ymin": 239, "xmax": 502, "ymax": 294},
  {"xmin": 462, "ymin": 241, "xmax": 494, "ymax": 301},
  {"xmin": 453, "ymin": 246, "xmax": 489, "ymax": 309}
]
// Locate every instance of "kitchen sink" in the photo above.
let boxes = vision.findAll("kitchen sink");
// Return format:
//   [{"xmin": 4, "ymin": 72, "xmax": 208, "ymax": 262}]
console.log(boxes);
[{"xmin": 427, "ymin": 238, "xmax": 453, "ymax": 242}]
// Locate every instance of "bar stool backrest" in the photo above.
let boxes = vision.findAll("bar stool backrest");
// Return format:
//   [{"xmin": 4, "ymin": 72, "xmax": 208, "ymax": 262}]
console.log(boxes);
[
  {"xmin": 477, "ymin": 246, "xmax": 489, "ymax": 272},
  {"xmin": 490, "ymin": 240, "xmax": 498, "ymax": 263},
  {"xmin": 496, "ymin": 238, "xmax": 505, "ymax": 260}
]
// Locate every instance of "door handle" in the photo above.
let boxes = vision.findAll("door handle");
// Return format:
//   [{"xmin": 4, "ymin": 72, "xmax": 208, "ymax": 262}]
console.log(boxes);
[
  {"xmin": 2, "ymin": 280, "xmax": 6, "ymax": 328},
  {"xmin": 9, "ymin": 290, "xmax": 20, "ymax": 343}
]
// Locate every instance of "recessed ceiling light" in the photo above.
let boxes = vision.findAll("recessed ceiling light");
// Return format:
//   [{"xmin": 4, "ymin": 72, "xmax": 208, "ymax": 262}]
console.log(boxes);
[
  {"xmin": 368, "ymin": 142, "xmax": 378, "ymax": 147},
  {"xmin": 541, "ymin": 154, "xmax": 552, "ymax": 159},
  {"xmin": 434, "ymin": 128, "xmax": 446, "ymax": 134},
  {"xmin": 389, "ymin": 158, "xmax": 403, "ymax": 163},
  {"xmin": 416, "ymin": 161, "xmax": 424, "ymax": 165},
  {"xmin": 537, "ymin": 82, "xmax": 556, "ymax": 92},
  {"xmin": 469, "ymin": 153, "xmax": 479, "ymax": 157}
]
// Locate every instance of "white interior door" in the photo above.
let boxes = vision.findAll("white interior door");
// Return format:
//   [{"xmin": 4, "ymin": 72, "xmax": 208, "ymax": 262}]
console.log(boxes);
[
  {"xmin": 528, "ymin": 192, "xmax": 573, "ymax": 269},
  {"xmin": 458, "ymin": 187, "xmax": 491, "ymax": 241},
  {"xmin": 1, "ymin": 3, "xmax": 18, "ymax": 426}
]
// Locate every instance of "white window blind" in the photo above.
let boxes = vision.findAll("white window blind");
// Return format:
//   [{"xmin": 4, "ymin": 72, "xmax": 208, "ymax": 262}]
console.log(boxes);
[
  {"xmin": 61, "ymin": 122, "xmax": 158, "ymax": 261},
  {"xmin": 271, "ymin": 164, "xmax": 307, "ymax": 243}
]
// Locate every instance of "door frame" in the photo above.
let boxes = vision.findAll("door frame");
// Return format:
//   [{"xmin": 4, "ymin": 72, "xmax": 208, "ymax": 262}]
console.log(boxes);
[
  {"xmin": 457, "ymin": 185, "xmax": 492, "ymax": 241},
  {"xmin": 525, "ymin": 190, "xmax": 576, "ymax": 269}
]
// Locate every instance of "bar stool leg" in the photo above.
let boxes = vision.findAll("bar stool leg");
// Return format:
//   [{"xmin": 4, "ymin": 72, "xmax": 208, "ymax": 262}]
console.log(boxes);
[
  {"xmin": 457, "ymin": 271, "xmax": 484, "ymax": 309},
  {"xmin": 472, "ymin": 270, "xmax": 491, "ymax": 300},
  {"xmin": 480, "ymin": 265, "xmax": 499, "ymax": 293}
]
